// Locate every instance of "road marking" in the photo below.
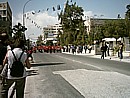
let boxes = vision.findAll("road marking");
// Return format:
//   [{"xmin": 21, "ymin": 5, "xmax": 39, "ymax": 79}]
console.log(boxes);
[
  {"xmin": 55, "ymin": 55, "xmax": 103, "ymax": 70},
  {"xmin": 53, "ymin": 69, "xmax": 130, "ymax": 98}
]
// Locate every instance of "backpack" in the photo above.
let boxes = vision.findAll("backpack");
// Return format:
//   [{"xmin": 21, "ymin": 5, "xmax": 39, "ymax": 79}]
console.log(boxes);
[{"xmin": 10, "ymin": 50, "xmax": 24, "ymax": 77}]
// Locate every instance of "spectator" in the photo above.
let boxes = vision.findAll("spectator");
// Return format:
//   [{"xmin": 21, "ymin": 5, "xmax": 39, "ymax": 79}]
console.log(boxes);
[
  {"xmin": 71, "ymin": 45, "xmax": 76, "ymax": 54},
  {"xmin": 1, "ymin": 39, "xmax": 31, "ymax": 98},
  {"xmin": 104, "ymin": 43, "xmax": 108, "ymax": 57},
  {"xmin": 101, "ymin": 44, "xmax": 105, "ymax": 59},
  {"xmin": 84, "ymin": 45, "xmax": 88, "ymax": 54},
  {"xmin": 88, "ymin": 45, "xmax": 92, "ymax": 53},
  {"xmin": 0, "ymin": 42, "xmax": 7, "ymax": 77},
  {"xmin": 119, "ymin": 43, "xmax": 124, "ymax": 60},
  {"xmin": 106, "ymin": 42, "xmax": 110, "ymax": 56}
]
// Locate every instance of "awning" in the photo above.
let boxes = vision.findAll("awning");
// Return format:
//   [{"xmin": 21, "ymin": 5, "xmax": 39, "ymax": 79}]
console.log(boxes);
[{"xmin": 102, "ymin": 37, "xmax": 121, "ymax": 42}]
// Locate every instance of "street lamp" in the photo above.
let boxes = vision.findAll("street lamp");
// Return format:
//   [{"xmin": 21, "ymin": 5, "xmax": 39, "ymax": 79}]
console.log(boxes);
[{"xmin": 23, "ymin": 0, "xmax": 32, "ymax": 26}]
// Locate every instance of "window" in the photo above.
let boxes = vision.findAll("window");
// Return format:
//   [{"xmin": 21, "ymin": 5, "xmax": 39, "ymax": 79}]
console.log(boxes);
[
  {"xmin": 3, "ymin": 17, "xmax": 6, "ymax": 21},
  {"xmin": 3, "ymin": 10, "xmax": 6, "ymax": 16},
  {"xmin": 0, "ymin": 10, "xmax": 2, "ymax": 15},
  {"xmin": 0, "ymin": 4, "xmax": 2, "ymax": 7}
]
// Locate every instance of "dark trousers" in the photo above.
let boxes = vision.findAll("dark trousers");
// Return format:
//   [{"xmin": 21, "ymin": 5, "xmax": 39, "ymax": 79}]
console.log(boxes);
[
  {"xmin": 120, "ymin": 51, "xmax": 123, "ymax": 59},
  {"xmin": 1, "ymin": 77, "xmax": 26, "ymax": 98},
  {"xmin": 101, "ymin": 51, "xmax": 104, "ymax": 59}
]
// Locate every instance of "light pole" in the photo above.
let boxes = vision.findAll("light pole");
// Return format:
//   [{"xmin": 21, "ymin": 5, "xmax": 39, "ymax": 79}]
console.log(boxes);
[{"xmin": 23, "ymin": 0, "xmax": 32, "ymax": 26}]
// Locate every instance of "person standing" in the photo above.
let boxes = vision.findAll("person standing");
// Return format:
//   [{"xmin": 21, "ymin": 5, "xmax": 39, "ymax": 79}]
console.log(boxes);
[
  {"xmin": 101, "ymin": 44, "xmax": 105, "ymax": 59},
  {"xmin": 1, "ymin": 39, "xmax": 31, "ymax": 98},
  {"xmin": 106, "ymin": 42, "xmax": 110, "ymax": 56},
  {"xmin": 119, "ymin": 43, "xmax": 123, "ymax": 60},
  {"xmin": 104, "ymin": 43, "xmax": 108, "ymax": 57},
  {"xmin": 84, "ymin": 45, "xmax": 88, "ymax": 54},
  {"xmin": 88, "ymin": 45, "xmax": 92, "ymax": 53},
  {"xmin": 0, "ymin": 42, "xmax": 7, "ymax": 75}
]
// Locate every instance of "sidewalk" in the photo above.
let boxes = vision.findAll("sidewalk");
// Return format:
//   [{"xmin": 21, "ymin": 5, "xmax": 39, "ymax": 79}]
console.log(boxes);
[{"xmin": 62, "ymin": 50, "xmax": 130, "ymax": 63}]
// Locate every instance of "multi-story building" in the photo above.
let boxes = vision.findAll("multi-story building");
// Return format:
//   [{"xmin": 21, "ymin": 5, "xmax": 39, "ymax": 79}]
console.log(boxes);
[
  {"xmin": 42, "ymin": 24, "xmax": 62, "ymax": 44},
  {"xmin": 0, "ymin": 1, "xmax": 12, "ymax": 41}
]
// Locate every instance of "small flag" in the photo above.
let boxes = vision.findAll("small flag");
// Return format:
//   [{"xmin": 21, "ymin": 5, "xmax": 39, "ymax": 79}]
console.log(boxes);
[
  {"xmin": 32, "ymin": 12, "xmax": 35, "ymax": 14},
  {"xmin": 53, "ymin": 7, "xmax": 55, "ymax": 11},
  {"xmin": 57, "ymin": 5, "xmax": 61, "ymax": 10},
  {"xmin": 47, "ymin": 8, "xmax": 49, "ymax": 11},
  {"xmin": 38, "ymin": 10, "xmax": 40, "ymax": 13}
]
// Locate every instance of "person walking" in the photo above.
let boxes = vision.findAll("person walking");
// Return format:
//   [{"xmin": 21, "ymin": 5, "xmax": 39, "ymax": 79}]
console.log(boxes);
[
  {"xmin": 1, "ymin": 39, "xmax": 31, "ymax": 98},
  {"xmin": 101, "ymin": 44, "xmax": 105, "ymax": 59}
]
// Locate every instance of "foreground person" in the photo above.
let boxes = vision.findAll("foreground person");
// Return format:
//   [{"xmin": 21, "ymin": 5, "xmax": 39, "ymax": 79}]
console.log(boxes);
[{"xmin": 1, "ymin": 39, "xmax": 31, "ymax": 98}]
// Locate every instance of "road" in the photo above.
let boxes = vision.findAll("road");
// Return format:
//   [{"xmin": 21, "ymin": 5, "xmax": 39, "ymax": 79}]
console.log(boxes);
[{"xmin": 24, "ymin": 52, "xmax": 130, "ymax": 98}]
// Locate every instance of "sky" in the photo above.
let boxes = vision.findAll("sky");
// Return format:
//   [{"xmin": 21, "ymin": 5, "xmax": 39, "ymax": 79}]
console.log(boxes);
[{"xmin": 0, "ymin": 0, "xmax": 130, "ymax": 41}]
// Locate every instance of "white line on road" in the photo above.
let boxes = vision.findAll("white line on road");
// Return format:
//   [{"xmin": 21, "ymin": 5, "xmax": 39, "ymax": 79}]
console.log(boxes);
[{"xmin": 55, "ymin": 55, "xmax": 103, "ymax": 70}]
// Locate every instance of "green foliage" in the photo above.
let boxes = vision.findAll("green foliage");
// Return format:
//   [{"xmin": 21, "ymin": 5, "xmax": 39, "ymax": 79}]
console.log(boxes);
[
  {"xmin": 99, "ymin": 19, "xmax": 128, "ymax": 44},
  {"xmin": 125, "ymin": 4, "xmax": 130, "ymax": 38},
  {"xmin": 36, "ymin": 35, "xmax": 43, "ymax": 45},
  {"xmin": 58, "ymin": 0, "xmax": 86, "ymax": 45},
  {"xmin": 11, "ymin": 23, "xmax": 28, "ymax": 46},
  {"xmin": 12, "ymin": 23, "xmax": 27, "ymax": 41},
  {"xmin": 45, "ymin": 40, "xmax": 53, "ymax": 46}
]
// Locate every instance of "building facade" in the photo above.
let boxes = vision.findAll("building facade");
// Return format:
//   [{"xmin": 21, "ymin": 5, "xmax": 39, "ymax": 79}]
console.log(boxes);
[
  {"xmin": 42, "ymin": 24, "xmax": 62, "ymax": 44},
  {"xmin": 0, "ymin": 1, "xmax": 12, "ymax": 41}
]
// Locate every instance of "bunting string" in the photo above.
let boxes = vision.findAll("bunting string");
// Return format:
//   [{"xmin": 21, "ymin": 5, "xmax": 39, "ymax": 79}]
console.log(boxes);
[{"xmin": 24, "ymin": 0, "xmax": 78, "ymax": 31}]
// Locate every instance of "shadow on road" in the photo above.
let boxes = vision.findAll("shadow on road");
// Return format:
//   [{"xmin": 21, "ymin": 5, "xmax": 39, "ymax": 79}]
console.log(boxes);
[{"xmin": 31, "ymin": 62, "xmax": 65, "ymax": 67}]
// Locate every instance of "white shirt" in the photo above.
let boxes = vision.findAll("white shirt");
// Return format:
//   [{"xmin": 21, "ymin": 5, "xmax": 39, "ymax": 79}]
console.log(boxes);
[
  {"xmin": 7, "ymin": 45, "xmax": 11, "ymax": 50},
  {"xmin": 6, "ymin": 48, "xmax": 28, "ymax": 79}
]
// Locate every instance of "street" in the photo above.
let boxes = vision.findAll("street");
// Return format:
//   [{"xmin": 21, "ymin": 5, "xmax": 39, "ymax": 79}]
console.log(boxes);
[{"xmin": 24, "ymin": 52, "xmax": 130, "ymax": 98}]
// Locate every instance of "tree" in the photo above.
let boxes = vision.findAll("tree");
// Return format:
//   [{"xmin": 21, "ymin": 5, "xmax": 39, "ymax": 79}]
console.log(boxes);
[
  {"xmin": 125, "ymin": 4, "xmax": 130, "ymax": 38},
  {"xmin": 12, "ymin": 23, "xmax": 27, "ymax": 41},
  {"xmin": 126, "ymin": 4, "xmax": 130, "ymax": 19},
  {"xmin": 36, "ymin": 35, "xmax": 43, "ymax": 45},
  {"xmin": 11, "ymin": 23, "xmax": 28, "ymax": 47},
  {"xmin": 58, "ymin": 0, "xmax": 86, "ymax": 45},
  {"xmin": 101, "ymin": 19, "xmax": 127, "ymax": 44}
]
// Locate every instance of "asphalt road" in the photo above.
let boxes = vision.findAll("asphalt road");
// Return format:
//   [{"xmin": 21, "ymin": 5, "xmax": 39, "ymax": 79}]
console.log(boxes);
[{"xmin": 23, "ymin": 52, "xmax": 130, "ymax": 98}]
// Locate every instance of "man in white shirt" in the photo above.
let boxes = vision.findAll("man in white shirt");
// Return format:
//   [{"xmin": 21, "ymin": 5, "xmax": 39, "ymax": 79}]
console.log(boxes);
[{"xmin": 1, "ymin": 39, "xmax": 31, "ymax": 98}]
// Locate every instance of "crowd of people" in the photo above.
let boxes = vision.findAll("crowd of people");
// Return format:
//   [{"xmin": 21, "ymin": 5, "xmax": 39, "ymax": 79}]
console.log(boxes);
[
  {"xmin": 62, "ymin": 44, "xmax": 93, "ymax": 55},
  {"xmin": 62, "ymin": 42, "xmax": 124, "ymax": 60},
  {"xmin": 101, "ymin": 42, "xmax": 124, "ymax": 60}
]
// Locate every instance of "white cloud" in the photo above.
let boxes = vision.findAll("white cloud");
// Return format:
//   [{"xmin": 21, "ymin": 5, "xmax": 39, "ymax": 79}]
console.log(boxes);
[
  {"xmin": 84, "ymin": 11, "xmax": 93, "ymax": 17},
  {"xmin": 13, "ymin": 10, "xmax": 94, "ymax": 41},
  {"xmin": 13, "ymin": 11, "xmax": 59, "ymax": 41}
]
